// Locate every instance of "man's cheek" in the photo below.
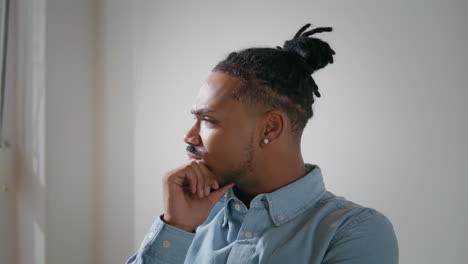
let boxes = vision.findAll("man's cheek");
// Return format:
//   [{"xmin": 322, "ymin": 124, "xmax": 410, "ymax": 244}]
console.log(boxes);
[
  {"xmin": 200, "ymin": 133, "xmax": 212, "ymax": 145},
  {"xmin": 201, "ymin": 132, "xmax": 224, "ymax": 154}
]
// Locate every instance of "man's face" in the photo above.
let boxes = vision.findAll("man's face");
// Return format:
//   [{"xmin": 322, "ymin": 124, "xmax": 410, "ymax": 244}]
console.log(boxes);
[{"xmin": 185, "ymin": 71, "xmax": 259, "ymax": 187}]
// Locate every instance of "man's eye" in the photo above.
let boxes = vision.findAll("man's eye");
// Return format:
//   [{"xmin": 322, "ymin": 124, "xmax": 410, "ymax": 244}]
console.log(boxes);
[
  {"xmin": 192, "ymin": 116, "xmax": 215, "ymax": 124},
  {"xmin": 202, "ymin": 118, "xmax": 214, "ymax": 123},
  {"xmin": 201, "ymin": 116, "xmax": 218, "ymax": 124}
]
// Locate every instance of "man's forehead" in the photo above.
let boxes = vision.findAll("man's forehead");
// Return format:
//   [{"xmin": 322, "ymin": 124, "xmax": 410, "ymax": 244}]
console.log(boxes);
[
  {"xmin": 191, "ymin": 72, "xmax": 242, "ymax": 114},
  {"xmin": 190, "ymin": 106, "xmax": 216, "ymax": 115}
]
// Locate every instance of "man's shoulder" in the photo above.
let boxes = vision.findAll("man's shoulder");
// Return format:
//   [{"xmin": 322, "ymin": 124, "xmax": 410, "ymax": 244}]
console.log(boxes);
[
  {"xmin": 314, "ymin": 192, "xmax": 399, "ymax": 263},
  {"xmin": 314, "ymin": 191, "xmax": 396, "ymax": 244},
  {"xmin": 315, "ymin": 191, "xmax": 386, "ymax": 216}
]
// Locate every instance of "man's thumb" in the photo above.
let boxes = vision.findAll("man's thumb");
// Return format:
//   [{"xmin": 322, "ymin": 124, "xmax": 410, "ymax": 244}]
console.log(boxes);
[{"xmin": 207, "ymin": 183, "xmax": 234, "ymax": 204}]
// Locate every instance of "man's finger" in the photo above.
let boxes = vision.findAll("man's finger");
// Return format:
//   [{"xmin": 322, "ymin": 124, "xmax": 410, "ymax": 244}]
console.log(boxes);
[
  {"xmin": 192, "ymin": 162, "xmax": 211, "ymax": 196},
  {"xmin": 189, "ymin": 162, "xmax": 205, "ymax": 197},
  {"xmin": 185, "ymin": 169, "xmax": 197, "ymax": 194},
  {"xmin": 207, "ymin": 183, "xmax": 234, "ymax": 204},
  {"xmin": 196, "ymin": 161, "xmax": 218, "ymax": 190},
  {"xmin": 187, "ymin": 163, "xmax": 204, "ymax": 198}
]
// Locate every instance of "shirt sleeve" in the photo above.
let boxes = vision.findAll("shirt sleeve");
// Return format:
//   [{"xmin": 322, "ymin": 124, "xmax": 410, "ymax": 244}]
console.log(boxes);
[
  {"xmin": 322, "ymin": 209, "xmax": 399, "ymax": 264},
  {"xmin": 125, "ymin": 214, "xmax": 196, "ymax": 264}
]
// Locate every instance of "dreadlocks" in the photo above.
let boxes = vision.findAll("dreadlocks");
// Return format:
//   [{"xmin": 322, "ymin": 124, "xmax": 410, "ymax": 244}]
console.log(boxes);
[{"xmin": 212, "ymin": 23, "xmax": 336, "ymax": 137}]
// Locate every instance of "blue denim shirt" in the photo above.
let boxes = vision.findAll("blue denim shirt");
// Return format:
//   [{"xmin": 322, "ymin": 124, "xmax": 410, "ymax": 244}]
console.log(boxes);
[{"xmin": 127, "ymin": 163, "xmax": 398, "ymax": 264}]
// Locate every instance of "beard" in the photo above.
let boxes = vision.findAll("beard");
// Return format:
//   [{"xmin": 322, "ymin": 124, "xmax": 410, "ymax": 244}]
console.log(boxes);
[{"xmin": 217, "ymin": 134, "xmax": 256, "ymax": 188}]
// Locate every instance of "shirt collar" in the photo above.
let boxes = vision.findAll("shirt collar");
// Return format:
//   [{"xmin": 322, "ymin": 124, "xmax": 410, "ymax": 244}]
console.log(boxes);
[{"xmin": 221, "ymin": 163, "xmax": 326, "ymax": 227}]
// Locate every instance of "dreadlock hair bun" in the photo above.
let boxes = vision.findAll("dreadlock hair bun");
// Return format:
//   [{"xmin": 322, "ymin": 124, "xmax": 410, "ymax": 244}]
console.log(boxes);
[
  {"xmin": 280, "ymin": 23, "xmax": 335, "ymax": 75},
  {"xmin": 212, "ymin": 23, "xmax": 336, "ymax": 138}
]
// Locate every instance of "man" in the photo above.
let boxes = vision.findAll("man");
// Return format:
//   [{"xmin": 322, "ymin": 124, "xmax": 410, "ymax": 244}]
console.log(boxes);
[{"xmin": 127, "ymin": 23, "xmax": 398, "ymax": 264}]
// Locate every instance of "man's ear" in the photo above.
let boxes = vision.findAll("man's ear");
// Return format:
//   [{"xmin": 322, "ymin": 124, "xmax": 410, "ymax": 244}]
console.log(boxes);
[{"xmin": 260, "ymin": 110, "xmax": 285, "ymax": 146}]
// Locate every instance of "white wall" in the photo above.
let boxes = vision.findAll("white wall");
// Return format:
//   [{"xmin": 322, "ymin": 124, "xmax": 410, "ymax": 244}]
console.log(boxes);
[
  {"xmin": 45, "ymin": 0, "xmax": 96, "ymax": 263},
  {"xmin": 94, "ymin": 0, "xmax": 135, "ymax": 263},
  {"xmin": 132, "ymin": 0, "xmax": 468, "ymax": 263}
]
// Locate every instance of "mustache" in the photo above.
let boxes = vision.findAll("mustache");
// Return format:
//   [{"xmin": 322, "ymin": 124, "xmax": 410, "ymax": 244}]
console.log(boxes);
[{"xmin": 186, "ymin": 145, "xmax": 203, "ymax": 157}]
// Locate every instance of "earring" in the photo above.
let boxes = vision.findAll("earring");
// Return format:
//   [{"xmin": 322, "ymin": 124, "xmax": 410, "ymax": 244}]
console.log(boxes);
[{"xmin": 263, "ymin": 138, "xmax": 269, "ymax": 144}]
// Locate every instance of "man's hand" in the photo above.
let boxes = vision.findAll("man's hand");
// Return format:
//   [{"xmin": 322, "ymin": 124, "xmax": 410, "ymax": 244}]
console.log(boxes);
[{"xmin": 162, "ymin": 160, "xmax": 234, "ymax": 233}]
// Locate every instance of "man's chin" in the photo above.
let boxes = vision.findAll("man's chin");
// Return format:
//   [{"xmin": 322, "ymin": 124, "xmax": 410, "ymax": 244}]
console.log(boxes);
[
  {"xmin": 189, "ymin": 158, "xmax": 214, "ymax": 172},
  {"xmin": 188, "ymin": 160, "xmax": 236, "ymax": 186},
  {"xmin": 217, "ymin": 170, "xmax": 241, "ymax": 188}
]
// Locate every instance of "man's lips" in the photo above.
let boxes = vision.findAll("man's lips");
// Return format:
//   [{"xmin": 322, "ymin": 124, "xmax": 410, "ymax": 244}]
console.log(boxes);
[{"xmin": 187, "ymin": 152, "xmax": 202, "ymax": 160}]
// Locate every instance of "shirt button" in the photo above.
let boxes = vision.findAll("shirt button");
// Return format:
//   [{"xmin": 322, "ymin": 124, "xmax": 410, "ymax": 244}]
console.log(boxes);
[
  {"xmin": 244, "ymin": 232, "xmax": 253, "ymax": 238},
  {"xmin": 277, "ymin": 215, "xmax": 284, "ymax": 221},
  {"xmin": 234, "ymin": 204, "xmax": 241, "ymax": 211},
  {"xmin": 162, "ymin": 240, "xmax": 171, "ymax": 248},
  {"xmin": 147, "ymin": 231, "xmax": 155, "ymax": 239}
]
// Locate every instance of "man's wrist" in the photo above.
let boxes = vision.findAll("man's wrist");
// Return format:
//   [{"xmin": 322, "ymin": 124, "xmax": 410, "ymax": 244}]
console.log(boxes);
[{"xmin": 160, "ymin": 214, "xmax": 196, "ymax": 233}]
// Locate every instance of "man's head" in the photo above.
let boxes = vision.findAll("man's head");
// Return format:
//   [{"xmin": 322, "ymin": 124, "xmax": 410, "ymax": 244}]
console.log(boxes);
[{"xmin": 184, "ymin": 24, "xmax": 335, "ymax": 188}]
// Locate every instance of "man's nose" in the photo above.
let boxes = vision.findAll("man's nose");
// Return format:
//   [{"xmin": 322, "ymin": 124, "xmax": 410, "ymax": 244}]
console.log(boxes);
[{"xmin": 183, "ymin": 124, "xmax": 201, "ymax": 146}]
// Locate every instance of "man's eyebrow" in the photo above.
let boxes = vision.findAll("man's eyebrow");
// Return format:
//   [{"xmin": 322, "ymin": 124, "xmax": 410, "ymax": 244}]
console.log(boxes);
[{"xmin": 190, "ymin": 108, "xmax": 216, "ymax": 115}]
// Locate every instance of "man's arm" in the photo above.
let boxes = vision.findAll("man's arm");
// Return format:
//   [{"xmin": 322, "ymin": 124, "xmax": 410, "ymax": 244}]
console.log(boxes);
[
  {"xmin": 126, "ymin": 161, "xmax": 233, "ymax": 264},
  {"xmin": 126, "ymin": 215, "xmax": 195, "ymax": 264},
  {"xmin": 322, "ymin": 210, "xmax": 399, "ymax": 264}
]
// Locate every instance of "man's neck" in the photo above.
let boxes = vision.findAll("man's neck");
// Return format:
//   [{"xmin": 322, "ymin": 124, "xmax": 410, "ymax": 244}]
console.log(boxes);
[{"xmin": 234, "ymin": 159, "xmax": 307, "ymax": 208}]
